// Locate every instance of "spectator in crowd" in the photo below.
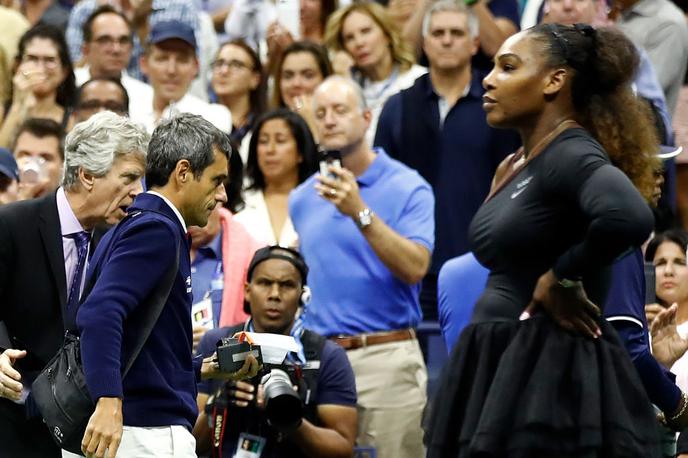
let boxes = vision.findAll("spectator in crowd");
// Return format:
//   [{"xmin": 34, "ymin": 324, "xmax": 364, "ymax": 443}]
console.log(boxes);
[
  {"xmin": 224, "ymin": 0, "xmax": 336, "ymax": 61},
  {"xmin": 74, "ymin": 5, "xmax": 153, "ymax": 114},
  {"xmin": 66, "ymin": 0, "xmax": 201, "ymax": 82},
  {"xmin": 375, "ymin": 0, "xmax": 519, "ymax": 314},
  {"xmin": 188, "ymin": 146, "xmax": 262, "ymax": 350},
  {"xmin": 75, "ymin": 114, "xmax": 259, "ymax": 458},
  {"xmin": 193, "ymin": 245, "xmax": 358, "ymax": 458},
  {"xmin": 272, "ymin": 41, "xmax": 332, "ymax": 141},
  {"xmin": 403, "ymin": 0, "xmax": 519, "ymax": 74},
  {"xmin": 211, "ymin": 39, "xmax": 266, "ymax": 154},
  {"xmin": 0, "ymin": 111, "xmax": 148, "ymax": 458},
  {"xmin": 324, "ymin": 2, "xmax": 427, "ymax": 146},
  {"xmin": 21, "ymin": 0, "xmax": 70, "ymax": 31},
  {"xmin": 12, "ymin": 118, "xmax": 63, "ymax": 200},
  {"xmin": 0, "ymin": 24, "xmax": 76, "ymax": 148},
  {"xmin": 0, "ymin": 5, "xmax": 29, "ymax": 105},
  {"xmin": 290, "ymin": 76, "xmax": 434, "ymax": 458},
  {"xmin": 71, "ymin": 77, "xmax": 129, "ymax": 124},
  {"xmin": 437, "ymin": 252, "xmax": 489, "ymax": 352},
  {"xmin": 615, "ymin": 0, "xmax": 688, "ymax": 116},
  {"xmin": 236, "ymin": 109, "xmax": 318, "ymax": 248},
  {"xmin": 0, "ymin": 147, "xmax": 19, "ymax": 205},
  {"xmin": 131, "ymin": 20, "xmax": 232, "ymax": 134}
]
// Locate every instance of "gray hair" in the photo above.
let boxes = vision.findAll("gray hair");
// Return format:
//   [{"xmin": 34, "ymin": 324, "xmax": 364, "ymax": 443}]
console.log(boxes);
[
  {"xmin": 422, "ymin": 0, "xmax": 479, "ymax": 39},
  {"xmin": 62, "ymin": 111, "xmax": 149, "ymax": 190},
  {"xmin": 145, "ymin": 113, "xmax": 232, "ymax": 188}
]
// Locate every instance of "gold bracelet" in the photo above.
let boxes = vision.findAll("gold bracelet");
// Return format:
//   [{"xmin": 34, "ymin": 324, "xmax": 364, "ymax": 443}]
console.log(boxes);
[{"xmin": 670, "ymin": 392, "xmax": 688, "ymax": 423}]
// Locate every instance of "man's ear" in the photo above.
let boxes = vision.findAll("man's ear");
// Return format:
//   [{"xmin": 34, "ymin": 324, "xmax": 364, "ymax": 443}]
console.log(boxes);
[
  {"xmin": 174, "ymin": 159, "xmax": 192, "ymax": 185},
  {"xmin": 543, "ymin": 68, "xmax": 568, "ymax": 96},
  {"xmin": 79, "ymin": 167, "xmax": 96, "ymax": 191}
]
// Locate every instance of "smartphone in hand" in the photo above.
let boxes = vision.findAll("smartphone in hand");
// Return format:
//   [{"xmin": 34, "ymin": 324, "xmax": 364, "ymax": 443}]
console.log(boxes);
[
  {"xmin": 276, "ymin": 0, "xmax": 300, "ymax": 39},
  {"xmin": 319, "ymin": 149, "xmax": 342, "ymax": 179}
]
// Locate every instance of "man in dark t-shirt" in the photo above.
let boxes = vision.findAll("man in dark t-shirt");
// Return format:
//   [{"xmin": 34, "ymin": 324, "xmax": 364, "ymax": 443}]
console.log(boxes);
[{"xmin": 193, "ymin": 246, "xmax": 357, "ymax": 457}]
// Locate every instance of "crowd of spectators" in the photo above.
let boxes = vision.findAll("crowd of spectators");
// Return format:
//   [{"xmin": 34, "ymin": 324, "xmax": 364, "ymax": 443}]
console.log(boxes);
[{"xmin": 0, "ymin": 0, "xmax": 687, "ymax": 456}]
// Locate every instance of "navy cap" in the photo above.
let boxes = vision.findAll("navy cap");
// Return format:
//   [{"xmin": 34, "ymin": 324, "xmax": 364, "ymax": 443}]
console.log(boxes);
[
  {"xmin": 0, "ymin": 148, "xmax": 19, "ymax": 181},
  {"xmin": 148, "ymin": 20, "xmax": 197, "ymax": 51}
]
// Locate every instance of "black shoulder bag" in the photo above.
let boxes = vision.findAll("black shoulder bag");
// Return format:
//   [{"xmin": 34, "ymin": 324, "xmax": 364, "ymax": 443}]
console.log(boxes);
[{"xmin": 32, "ymin": 212, "xmax": 180, "ymax": 454}]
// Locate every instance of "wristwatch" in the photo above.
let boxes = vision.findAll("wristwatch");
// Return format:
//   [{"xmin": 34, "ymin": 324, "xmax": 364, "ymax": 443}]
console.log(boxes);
[{"xmin": 356, "ymin": 208, "xmax": 374, "ymax": 229}]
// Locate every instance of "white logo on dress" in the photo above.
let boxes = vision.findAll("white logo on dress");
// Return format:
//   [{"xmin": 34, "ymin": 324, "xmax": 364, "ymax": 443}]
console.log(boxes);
[{"xmin": 511, "ymin": 176, "xmax": 533, "ymax": 199}]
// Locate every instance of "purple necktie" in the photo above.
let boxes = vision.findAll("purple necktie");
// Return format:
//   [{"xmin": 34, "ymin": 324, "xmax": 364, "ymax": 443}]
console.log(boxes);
[{"xmin": 66, "ymin": 231, "xmax": 90, "ymax": 311}]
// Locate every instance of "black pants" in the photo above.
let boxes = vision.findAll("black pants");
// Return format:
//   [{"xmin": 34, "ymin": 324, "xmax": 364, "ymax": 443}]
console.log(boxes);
[{"xmin": 0, "ymin": 398, "xmax": 60, "ymax": 457}]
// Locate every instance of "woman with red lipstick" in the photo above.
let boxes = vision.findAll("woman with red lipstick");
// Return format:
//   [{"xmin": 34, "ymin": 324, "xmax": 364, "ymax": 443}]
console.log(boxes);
[
  {"xmin": 235, "ymin": 109, "xmax": 318, "ymax": 247},
  {"xmin": 324, "ymin": 2, "xmax": 427, "ymax": 146},
  {"xmin": 425, "ymin": 24, "xmax": 668, "ymax": 458}
]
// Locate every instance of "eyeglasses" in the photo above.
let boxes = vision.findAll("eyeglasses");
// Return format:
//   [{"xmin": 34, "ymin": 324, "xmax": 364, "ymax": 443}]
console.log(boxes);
[
  {"xmin": 77, "ymin": 99, "xmax": 127, "ymax": 114},
  {"xmin": 92, "ymin": 35, "xmax": 133, "ymax": 47},
  {"xmin": 212, "ymin": 59, "xmax": 253, "ymax": 72},
  {"xmin": 21, "ymin": 54, "xmax": 60, "ymax": 70}
]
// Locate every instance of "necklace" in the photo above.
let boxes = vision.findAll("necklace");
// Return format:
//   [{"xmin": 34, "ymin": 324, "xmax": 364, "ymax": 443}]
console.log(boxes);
[{"xmin": 486, "ymin": 119, "xmax": 580, "ymax": 202}]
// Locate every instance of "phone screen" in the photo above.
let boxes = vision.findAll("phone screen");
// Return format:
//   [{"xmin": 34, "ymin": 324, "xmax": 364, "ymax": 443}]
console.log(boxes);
[{"xmin": 276, "ymin": 0, "xmax": 300, "ymax": 39}]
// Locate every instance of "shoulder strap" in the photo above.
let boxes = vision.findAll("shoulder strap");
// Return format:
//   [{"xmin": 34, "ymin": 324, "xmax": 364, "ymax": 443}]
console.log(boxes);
[{"xmin": 121, "ymin": 239, "xmax": 180, "ymax": 377}]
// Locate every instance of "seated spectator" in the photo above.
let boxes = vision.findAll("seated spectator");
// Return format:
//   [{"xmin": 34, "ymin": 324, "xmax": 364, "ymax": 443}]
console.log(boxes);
[
  {"xmin": 211, "ymin": 39, "xmax": 266, "ymax": 157},
  {"xmin": 324, "ymin": 1, "xmax": 427, "ymax": 146},
  {"xmin": 375, "ymin": 0, "xmax": 519, "ymax": 315},
  {"xmin": 12, "ymin": 117, "xmax": 63, "ymax": 200},
  {"xmin": 614, "ymin": 0, "xmax": 688, "ymax": 116},
  {"xmin": 131, "ymin": 20, "xmax": 232, "ymax": 134},
  {"xmin": 193, "ymin": 245, "xmax": 357, "ymax": 458},
  {"xmin": 272, "ymin": 41, "xmax": 332, "ymax": 142},
  {"xmin": 0, "ymin": 24, "xmax": 75, "ymax": 148},
  {"xmin": 437, "ymin": 252, "xmax": 489, "ymax": 352},
  {"xmin": 73, "ymin": 5, "xmax": 153, "ymax": 114},
  {"xmin": 0, "ymin": 5, "xmax": 30, "ymax": 105},
  {"xmin": 72, "ymin": 77, "xmax": 128, "ymax": 124},
  {"xmin": 22, "ymin": 0, "xmax": 70, "ymax": 31},
  {"xmin": 0, "ymin": 147, "xmax": 19, "ymax": 205},
  {"xmin": 66, "ymin": 0, "xmax": 200, "ymax": 82},
  {"xmin": 235, "ymin": 109, "xmax": 318, "ymax": 247},
  {"xmin": 188, "ymin": 146, "xmax": 263, "ymax": 350}
]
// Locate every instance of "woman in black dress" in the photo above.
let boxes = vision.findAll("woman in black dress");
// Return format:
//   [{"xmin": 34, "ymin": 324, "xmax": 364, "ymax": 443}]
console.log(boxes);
[{"xmin": 425, "ymin": 24, "xmax": 679, "ymax": 458}]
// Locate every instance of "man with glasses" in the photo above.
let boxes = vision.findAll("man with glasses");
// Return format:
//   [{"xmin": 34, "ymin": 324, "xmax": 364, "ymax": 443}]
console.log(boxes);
[
  {"xmin": 74, "ymin": 5, "xmax": 153, "ymax": 115},
  {"xmin": 131, "ymin": 20, "xmax": 231, "ymax": 134},
  {"xmin": 72, "ymin": 78, "xmax": 129, "ymax": 124}
]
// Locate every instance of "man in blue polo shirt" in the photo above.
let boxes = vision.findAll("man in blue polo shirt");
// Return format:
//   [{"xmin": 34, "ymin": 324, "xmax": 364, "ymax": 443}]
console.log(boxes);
[
  {"xmin": 289, "ymin": 75, "xmax": 435, "ymax": 458},
  {"xmin": 375, "ymin": 0, "xmax": 519, "ymax": 314}
]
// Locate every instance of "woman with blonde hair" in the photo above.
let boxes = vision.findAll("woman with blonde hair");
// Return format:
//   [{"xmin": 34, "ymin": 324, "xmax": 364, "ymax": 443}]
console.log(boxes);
[{"xmin": 325, "ymin": 1, "xmax": 426, "ymax": 145}]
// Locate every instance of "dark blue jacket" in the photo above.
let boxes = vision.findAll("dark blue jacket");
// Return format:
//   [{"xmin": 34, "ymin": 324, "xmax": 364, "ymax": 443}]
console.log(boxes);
[{"xmin": 77, "ymin": 193, "xmax": 201, "ymax": 431}]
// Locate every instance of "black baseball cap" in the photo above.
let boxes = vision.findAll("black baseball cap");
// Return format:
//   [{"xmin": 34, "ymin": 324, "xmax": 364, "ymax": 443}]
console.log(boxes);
[{"xmin": 0, "ymin": 148, "xmax": 19, "ymax": 181}]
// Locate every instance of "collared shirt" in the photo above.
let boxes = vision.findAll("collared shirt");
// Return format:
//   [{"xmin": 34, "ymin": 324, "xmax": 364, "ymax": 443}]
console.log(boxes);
[
  {"xmin": 56, "ymin": 187, "xmax": 90, "ymax": 298},
  {"xmin": 74, "ymin": 66, "xmax": 154, "ymax": 115},
  {"xmin": 289, "ymin": 148, "xmax": 435, "ymax": 336},
  {"xmin": 191, "ymin": 230, "xmax": 223, "ymax": 325},
  {"xmin": 617, "ymin": 0, "xmax": 688, "ymax": 115},
  {"xmin": 130, "ymin": 91, "xmax": 232, "ymax": 135},
  {"xmin": 437, "ymin": 79, "xmax": 471, "ymax": 127},
  {"xmin": 66, "ymin": 0, "xmax": 200, "ymax": 81},
  {"xmin": 147, "ymin": 191, "xmax": 186, "ymax": 232}
]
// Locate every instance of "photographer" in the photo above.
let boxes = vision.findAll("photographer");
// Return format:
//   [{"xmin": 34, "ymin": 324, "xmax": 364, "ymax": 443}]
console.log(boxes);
[{"xmin": 193, "ymin": 246, "xmax": 357, "ymax": 458}]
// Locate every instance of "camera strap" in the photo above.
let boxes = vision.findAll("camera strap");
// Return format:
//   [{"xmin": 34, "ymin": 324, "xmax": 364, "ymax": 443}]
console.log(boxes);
[{"xmin": 212, "ymin": 395, "xmax": 229, "ymax": 458}]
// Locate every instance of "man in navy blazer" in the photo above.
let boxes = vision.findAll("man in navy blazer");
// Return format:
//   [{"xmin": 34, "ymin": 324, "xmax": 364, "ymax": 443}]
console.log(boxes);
[
  {"xmin": 0, "ymin": 112, "xmax": 149, "ymax": 457},
  {"xmin": 76, "ymin": 113, "xmax": 260, "ymax": 458}
]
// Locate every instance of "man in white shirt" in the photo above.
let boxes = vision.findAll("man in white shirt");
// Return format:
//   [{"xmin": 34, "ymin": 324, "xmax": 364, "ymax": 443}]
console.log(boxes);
[
  {"xmin": 131, "ymin": 20, "xmax": 232, "ymax": 134},
  {"xmin": 73, "ymin": 5, "xmax": 152, "ymax": 115}
]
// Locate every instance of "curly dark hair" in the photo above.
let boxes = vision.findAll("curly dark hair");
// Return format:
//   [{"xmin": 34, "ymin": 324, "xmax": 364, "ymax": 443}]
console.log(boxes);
[
  {"xmin": 528, "ymin": 24, "xmax": 659, "ymax": 202},
  {"xmin": 16, "ymin": 24, "xmax": 77, "ymax": 109},
  {"xmin": 245, "ymin": 109, "xmax": 318, "ymax": 191}
]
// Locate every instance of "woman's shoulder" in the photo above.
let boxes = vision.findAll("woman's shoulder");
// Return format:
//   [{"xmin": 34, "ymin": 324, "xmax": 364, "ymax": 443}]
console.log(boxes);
[{"xmin": 541, "ymin": 128, "xmax": 609, "ymax": 169}]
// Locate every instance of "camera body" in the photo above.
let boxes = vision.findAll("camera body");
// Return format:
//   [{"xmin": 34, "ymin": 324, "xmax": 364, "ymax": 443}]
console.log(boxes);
[
  {"xmin": 216, "ymin": 337, "xmax": 263, "ymax": 374},
  {"xmin": 215, "ymin": 337, "xmax": 304, "ymax": 432}
]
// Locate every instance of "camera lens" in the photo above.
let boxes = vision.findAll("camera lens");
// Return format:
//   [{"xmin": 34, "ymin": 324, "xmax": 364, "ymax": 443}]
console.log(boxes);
[{"xmin": 262, "ymin": 369, "xmax": 303, "ymax": 431}]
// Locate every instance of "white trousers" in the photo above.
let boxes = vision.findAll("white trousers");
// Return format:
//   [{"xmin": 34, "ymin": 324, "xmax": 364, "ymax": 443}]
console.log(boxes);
[{"xmin": 62, "ymin": 424, "xmax": 196, "ymax": 457}]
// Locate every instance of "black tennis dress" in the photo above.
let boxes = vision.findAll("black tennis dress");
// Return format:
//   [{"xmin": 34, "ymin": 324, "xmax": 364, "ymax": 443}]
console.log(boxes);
[{"xmin": 424, "ymin": 128, "xmax": 662, "ymax": 458}]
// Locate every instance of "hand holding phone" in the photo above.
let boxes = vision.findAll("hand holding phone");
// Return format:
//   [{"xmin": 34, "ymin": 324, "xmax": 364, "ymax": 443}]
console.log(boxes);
[{"xmin": 319, "ymin": 149, "xmax": 342, "ymax": 179}]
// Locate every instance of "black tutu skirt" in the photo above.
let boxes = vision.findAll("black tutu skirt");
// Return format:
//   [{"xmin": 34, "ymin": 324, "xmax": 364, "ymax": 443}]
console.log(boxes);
[{"xmin": 424, "ymin": 315, "xmax": 662, "ymax": 458}]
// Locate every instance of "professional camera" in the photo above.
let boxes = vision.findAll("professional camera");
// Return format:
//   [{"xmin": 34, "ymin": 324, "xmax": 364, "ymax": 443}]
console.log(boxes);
[{"xmin": 215, "ymin": 335, "xmax": 303, "ymax": 432}]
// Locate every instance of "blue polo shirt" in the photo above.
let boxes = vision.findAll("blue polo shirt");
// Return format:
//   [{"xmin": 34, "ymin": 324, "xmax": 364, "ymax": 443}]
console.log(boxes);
[
  {"xmin": 191, "ymin": 231, "xmax": 224, "ymax": 327},
  {"xmin": 289, "ymin": 149, "xmax": 435, "ymax": 337}
]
